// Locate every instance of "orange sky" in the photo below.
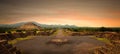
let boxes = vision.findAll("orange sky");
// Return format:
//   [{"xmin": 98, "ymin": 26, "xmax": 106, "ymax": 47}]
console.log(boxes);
[
  {"xmin": 0, "ymin": 9, "xmax": 120, "ymax": 27},
  {"xmin": 0, "ymin": 0, "xmax": 120, "ymax": 27}
]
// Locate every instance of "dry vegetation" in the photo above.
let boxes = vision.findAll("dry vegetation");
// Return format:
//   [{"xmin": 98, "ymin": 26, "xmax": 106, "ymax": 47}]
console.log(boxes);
[
  {"xmin": 92, "ymin": 32, "xmax": 120, "ymax": 54},
  {"xmin": 65, "ymin": 27, "xmax": 120, "ymax": 54},
  {"xmin": 0, "ymin": 24, "xmax": 120, "ymax": 54},
  {"xmin": 8, "ymin": 36, "xmax": 34, "ymax": 45}
]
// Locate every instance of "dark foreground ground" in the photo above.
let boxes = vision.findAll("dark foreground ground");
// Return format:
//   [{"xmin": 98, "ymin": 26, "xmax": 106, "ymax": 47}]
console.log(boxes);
[{"xmin": 14, "ymin": 36, "xmax": 105, "ymax": 54}]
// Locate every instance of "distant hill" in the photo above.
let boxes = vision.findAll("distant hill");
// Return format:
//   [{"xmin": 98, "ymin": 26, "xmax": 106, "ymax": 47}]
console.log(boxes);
[
  {"xmin": 0, "ymin": 22, "xmax": 119, "ymax": 33},
  {"xmin": 0, "ymin": 22, "xmax": 78, "ymax": 29}
]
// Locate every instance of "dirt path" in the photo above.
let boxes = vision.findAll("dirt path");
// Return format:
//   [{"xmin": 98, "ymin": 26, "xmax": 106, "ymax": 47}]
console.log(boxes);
[
  {"xmin": 55, "ymin": 29, "xmax": 64, "ymax": 36},
  {"xmin": 14, "ymin": 29, "xmax": 105, "ymax": 54},
  {"xmin": 53, "ymin": 29, "xmax": 67, "ymax": 38}
]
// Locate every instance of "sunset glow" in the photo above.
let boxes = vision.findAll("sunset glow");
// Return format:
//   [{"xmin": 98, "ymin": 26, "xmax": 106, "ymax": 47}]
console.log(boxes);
[{"xmin": 0, "ymin": 0, "xmax": 120, "ymax": 27}]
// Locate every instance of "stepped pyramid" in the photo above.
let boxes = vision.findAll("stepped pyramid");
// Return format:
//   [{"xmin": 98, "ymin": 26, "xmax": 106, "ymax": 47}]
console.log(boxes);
[{"xmin": 17, "ymin": 22, "xmax": 41, "ymax": 30}]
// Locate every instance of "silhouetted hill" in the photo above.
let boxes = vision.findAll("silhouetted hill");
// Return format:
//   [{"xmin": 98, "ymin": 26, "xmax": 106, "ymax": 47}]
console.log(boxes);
[
  {"xmin": 0, "ymin": 22, "xmax": 78, "ymax": 29},
  {"xmin": 0, "ymin": 22, "xmax": 119, "ymax": 33}
]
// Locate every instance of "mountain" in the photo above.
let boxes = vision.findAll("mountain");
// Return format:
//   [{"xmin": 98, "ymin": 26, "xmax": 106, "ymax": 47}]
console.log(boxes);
[
  {"xmin": 0, "ymin": 22, "xmax": 26, "ymax": 28},
  {"xmin": 0, "ymin": 22, "xmax": 78, "ymax": 29}
]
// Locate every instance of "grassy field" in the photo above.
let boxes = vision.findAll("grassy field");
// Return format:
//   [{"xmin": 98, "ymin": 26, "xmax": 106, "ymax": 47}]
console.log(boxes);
[{"xmin": 8, "ymin": 36, "xmax": 34, "ymax": 45}]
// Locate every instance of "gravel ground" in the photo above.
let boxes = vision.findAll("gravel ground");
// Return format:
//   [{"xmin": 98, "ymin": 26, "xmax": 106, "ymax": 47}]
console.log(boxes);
[
  {"xmin": 14, "ymin": 36, "xmax": 105, "ymax": 54},
  {"xmin": 14, "ymin": 29, "xmax": 105, "ymax": 54}
]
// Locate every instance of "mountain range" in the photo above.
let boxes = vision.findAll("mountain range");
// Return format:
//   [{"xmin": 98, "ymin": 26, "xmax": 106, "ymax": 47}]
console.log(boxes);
[{"xmin": 0, "ymin": 22, "xmax": 78, "ymax": 29}]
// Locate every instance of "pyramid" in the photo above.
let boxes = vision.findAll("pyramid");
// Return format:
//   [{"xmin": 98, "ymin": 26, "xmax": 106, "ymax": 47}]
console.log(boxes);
[{"xmin": 17, "ymin": 22, "xmax": 41, "ymax": 30}]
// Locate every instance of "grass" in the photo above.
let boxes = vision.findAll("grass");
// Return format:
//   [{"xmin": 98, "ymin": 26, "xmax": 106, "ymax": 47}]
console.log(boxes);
[
  {"xmin": 36, "ymin": 31, "xmax": 40, "ymax": 34},
  {"xmin": 62, "ymin": 30, "xmax": 69, "ymax": 36},
  {"xmin": 97, "ymin": 38, "xmax": 110, "ymax": 43},
  {"xmin": 51, "ymin": 30, "xmax": 58, "ymax": 36},
  {"xmin": 92, "ymin": 36, "xmax": 110, "ymax": 43},
  {"xmin": 8, "ymin": 36, "xmax": 34, "ymax": 45}
]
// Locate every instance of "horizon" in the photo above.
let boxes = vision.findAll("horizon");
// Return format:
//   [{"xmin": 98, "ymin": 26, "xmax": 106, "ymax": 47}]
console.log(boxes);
[
  {"xmin": 0, "ymin": 21, "xmax": 120, "ymax": 28},
  {"xmin": 0, "ymin": 0, "xmax": 120, "ymax": 27}
]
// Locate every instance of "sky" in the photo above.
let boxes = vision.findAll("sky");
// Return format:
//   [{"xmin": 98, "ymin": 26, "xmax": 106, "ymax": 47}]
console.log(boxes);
[{"xmin": 0, "ymin": 0, "xmax": 120, "ymax": 27}]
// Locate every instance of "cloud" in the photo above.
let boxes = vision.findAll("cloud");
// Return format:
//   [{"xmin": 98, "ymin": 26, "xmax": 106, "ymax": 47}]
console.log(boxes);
[{"xmin": 0, "ymin": 0, "xmax": 120, "ymax": 27}]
